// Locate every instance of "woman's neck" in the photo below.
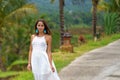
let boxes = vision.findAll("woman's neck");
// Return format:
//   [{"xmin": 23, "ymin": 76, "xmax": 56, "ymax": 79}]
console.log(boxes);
[{"xmin": 38, "ymin": 33, "xmax": 45, "ymax": 36}]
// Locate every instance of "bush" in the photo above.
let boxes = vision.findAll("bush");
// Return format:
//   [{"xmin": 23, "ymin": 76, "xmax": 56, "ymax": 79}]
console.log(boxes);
[
  {"xmin": 104, "ymin": 12, "xmax": 120, "ymax": 35},
  {"xmin": 78, "ymin": 35, "xmax": 86, "ymax": 44},
  {"xmin": 7, "ymin": 60, "xmax": 27, "ymax": 71}
]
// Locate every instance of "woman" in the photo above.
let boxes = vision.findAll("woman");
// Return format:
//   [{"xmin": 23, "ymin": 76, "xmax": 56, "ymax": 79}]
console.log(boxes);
[{"xmin": 27, "ymin": 19, "xmax": 60, "ymax": 80}]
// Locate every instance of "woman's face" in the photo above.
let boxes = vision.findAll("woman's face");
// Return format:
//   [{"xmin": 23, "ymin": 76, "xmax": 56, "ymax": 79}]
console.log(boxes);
[{"xmin": 37, "ymin": 21, "xmax": 45, "ymax": 33}]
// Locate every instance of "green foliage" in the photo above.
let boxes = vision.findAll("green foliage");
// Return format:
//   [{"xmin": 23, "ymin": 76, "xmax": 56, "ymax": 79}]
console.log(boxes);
[
  {"xmin": 103, "ymin": 12, "xmax": 120, "ymax": 35},
  {"xmin": 98, "ymin": 0, "xmax": 120, "ymax": 13},
  {"xmin": 0, "ymin": 14, "xmax": 37, "ymax": 67},
  {"xmin": 7, "ymin": 60, "xmax": 27, "ymax": 71},
  {"xmin": 51, "ymin": 29, "xmax": 60, "ymax": 50},
  {"xmin": 71, "ymin": 35, "xmax": 79, "ymax": 46},
  {"xmin": 84, "ymin": 34, "xmax": 93, "ymax": 40},
  {"xmin": 0, "ymin": 0, "xmax": 40, "ymax": 71},
  {"xmin": 12, "ymin": 71, "xmax": 34, "ymax": 80},
  {"xmin": 0, "ymin": 71, "xmax": 33, "ymax": 80},
  {"xmin": 106, "ymin": 0, "xmax": 120, "ymax": 12},
  {"xmin": 47, "ymin": 11, "xmax": 93, "ymax": 29},
  {"xmin": 0, "ymin": 0, "xmax": 37, "ymax": 36},
  {"xmin": 0, "ymin": 71, "xmax": 19, "ymax": 78},
  {"xmin": 64, "ymin": 11, "xmax": 92, "ymax": 26},
  {"xmin": 0, "ymin": 0, "xmax": 27, "ymax": 18}
]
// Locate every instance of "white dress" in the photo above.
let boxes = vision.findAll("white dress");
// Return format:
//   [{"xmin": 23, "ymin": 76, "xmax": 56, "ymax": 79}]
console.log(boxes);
[{"xmin": 31, "ymin": 36, "xmax": 60, "ymax": 80}]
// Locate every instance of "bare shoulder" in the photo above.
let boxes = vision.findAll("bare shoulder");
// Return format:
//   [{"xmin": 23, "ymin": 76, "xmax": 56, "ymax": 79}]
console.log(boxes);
[
  {"xmin": 31, "ymin": 34, "xmax": 36, "ymax": 40},
  {"xmin": 45, "ymin": 34, "xmax": 52, "ymax": 38},
  {"xmin": 45, "ymin": 35, "xmax": 52, "ymax": 41}
]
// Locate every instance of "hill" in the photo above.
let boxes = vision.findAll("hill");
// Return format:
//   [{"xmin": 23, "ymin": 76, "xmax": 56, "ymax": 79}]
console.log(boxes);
[{"xmin": 29, "ymin": 0, "xmax": 92, "ymax": 14}]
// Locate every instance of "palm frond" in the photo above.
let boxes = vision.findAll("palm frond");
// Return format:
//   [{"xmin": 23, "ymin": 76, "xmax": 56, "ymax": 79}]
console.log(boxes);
[
  {"xmin": 104, "ymin": 12, "xmax": 120, "ymax": 35},
  {"xmin": 4, "ymin": 4, "xmax": 38, "ymax": 20},
  {"xmin": 115, "ymin": 0, "xmax": 120, "ymax": 7},
  {"xmin": 97, "ymin": 0, "xmax": 109, "ymax": 12}
]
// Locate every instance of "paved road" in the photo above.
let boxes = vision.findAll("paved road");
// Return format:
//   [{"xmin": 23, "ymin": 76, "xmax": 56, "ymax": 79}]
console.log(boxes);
[{"xmin": 59, "ymin": 39, "xmax": 120, "ymax": 80}]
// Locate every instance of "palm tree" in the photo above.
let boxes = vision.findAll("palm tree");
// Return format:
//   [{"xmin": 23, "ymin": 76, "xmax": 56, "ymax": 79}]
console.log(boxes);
[
  {"xmin": 59, "ymin": 0, "xmax": 65, "ymax": 45},
  {"xmin": 71, "ymin": 0, "xmax": 99, "ymax": 41},
  {"xmin": 51, "ymin": 0, "xmax": 65, "ymax": 45},
  {"xmin": 92, "ymin": 0, "xmax": 99, "ymax": 41}
]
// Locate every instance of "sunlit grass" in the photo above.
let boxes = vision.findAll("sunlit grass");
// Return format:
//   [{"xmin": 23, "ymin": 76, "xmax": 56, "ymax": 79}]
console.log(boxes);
[
  {"xmin": 0, "ymin": 71, "xmax": 19, "ymax": 78},
  {"xmin": 11, "ymin": 71, "xmax": 34, "ymax": 80}
]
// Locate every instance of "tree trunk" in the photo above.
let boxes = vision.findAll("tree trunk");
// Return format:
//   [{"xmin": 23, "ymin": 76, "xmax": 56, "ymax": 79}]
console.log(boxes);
[
  {"xmin": 92, "ymin": 0, "xmax": 97, "ymax": 41},
  {"xmin": 59, "ymin": 0, "xmax": 64, "ymax": 45}
]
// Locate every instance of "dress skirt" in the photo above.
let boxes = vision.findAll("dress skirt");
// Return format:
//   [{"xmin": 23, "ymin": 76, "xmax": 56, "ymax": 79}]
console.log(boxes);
[{"xmin": 31, "ymin": 51, "xmax": 60, "ymax": 80}]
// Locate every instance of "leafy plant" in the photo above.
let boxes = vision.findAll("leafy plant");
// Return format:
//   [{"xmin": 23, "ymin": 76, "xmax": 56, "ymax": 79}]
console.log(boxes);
[
  {"xmin": 0, "ymin": 15, "xmax": 36, "ymax": 69},
  {"xmin": 7, "ymin": 60, "xmax": 27, "ymax": 71},
  {"xmin": 104, "ymin": 12, "xmax": 120, "ymax": 35}
]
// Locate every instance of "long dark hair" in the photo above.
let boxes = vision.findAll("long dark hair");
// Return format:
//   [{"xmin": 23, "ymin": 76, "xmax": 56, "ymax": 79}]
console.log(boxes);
[{"xmin": 34, "ymin": 19, "xmax": 51, "ymax": 35}]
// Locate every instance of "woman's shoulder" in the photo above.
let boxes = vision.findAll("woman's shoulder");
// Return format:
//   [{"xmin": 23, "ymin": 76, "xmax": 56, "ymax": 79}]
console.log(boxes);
[
  {"xmin": 44, "ymin": 35, "xmax": 52, "ymax": 42},
  {"xmin": 45, "ymin": 34, "xmax": 52, "ymax": 39},
  {"xmin": 31, "ymin": 34, "xmax": 36, "ymax": 39}
]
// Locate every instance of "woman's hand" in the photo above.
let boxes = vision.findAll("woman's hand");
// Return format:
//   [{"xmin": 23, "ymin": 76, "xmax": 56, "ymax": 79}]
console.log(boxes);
[
  {"xmin": 50, "ymin": 65, "xmax": 55, "ymax": 72},
  {"xmin": 27, "ymin": 63, "xmax": 31, "ymax": 71}
]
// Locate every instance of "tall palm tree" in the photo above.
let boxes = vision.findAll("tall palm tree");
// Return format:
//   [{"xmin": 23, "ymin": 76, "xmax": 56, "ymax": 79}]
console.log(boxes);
[
  {"xmin": 92, "ymin": 0, "xmax": 99, "ymax": 41},
  {"xmin": 59, "ymin": 0, "xmax": 65, "ymax": 45},
  {"xmin": 72, "ymin": 0, "xmax": 99, "ymax": 41},
  {"xmin": 51, "ymin": 0, "xmax": 65, "ymax": 45}
]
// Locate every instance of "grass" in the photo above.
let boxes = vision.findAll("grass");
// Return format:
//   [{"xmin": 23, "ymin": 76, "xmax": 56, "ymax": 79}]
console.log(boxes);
[
  {"xmin": 11, "ymin": 71, "xmax": 34, "ymax": 80},
  {"xmin": 0, "ymin": 71, "xmax": 19, "ymax": 78},
  {"xmin": 0, "ymin": 33, "xmax": 120, "ymax": 80}
]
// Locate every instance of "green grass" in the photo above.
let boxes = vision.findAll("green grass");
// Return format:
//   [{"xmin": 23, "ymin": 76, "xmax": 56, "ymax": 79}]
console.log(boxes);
[
  {"xmin": 0, "ymin": 71, "xmax": 33, "ymax": 80},
  {"xmin": 0, "ymin": 71, "xmax": 19, "ymax": 78},
  {"xmin": 0, "ymin": 33, "xmax": 120, "ymax": 80},
  {"xmin": 11, "ymin": 71, "xmax": 34, "ymax": 80}
]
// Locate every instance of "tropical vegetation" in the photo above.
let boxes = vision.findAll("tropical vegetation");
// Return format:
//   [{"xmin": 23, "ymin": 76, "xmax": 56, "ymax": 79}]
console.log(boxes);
[{"xmin": 0, "ymin": 0, "xmax": 120, "ymax": 80}]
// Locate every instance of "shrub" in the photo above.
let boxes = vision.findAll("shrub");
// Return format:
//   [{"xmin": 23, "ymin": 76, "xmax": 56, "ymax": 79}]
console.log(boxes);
[
  {"xmin": 78, "ymin": 35, "xmax": 86, "ymax": 44},
  {"xmin": 7, "ymin": 60, "xmax": 27, "ymax": 71}
]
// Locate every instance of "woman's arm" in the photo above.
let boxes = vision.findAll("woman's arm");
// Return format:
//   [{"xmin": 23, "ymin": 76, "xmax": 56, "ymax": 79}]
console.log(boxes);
[
  {"xmin": 46, "ymin": 35, "xmax": 55, "ymax": 72},
  {"xmin": 27, "ymin": 35, "xmax": 34, "ymax": 70}
]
